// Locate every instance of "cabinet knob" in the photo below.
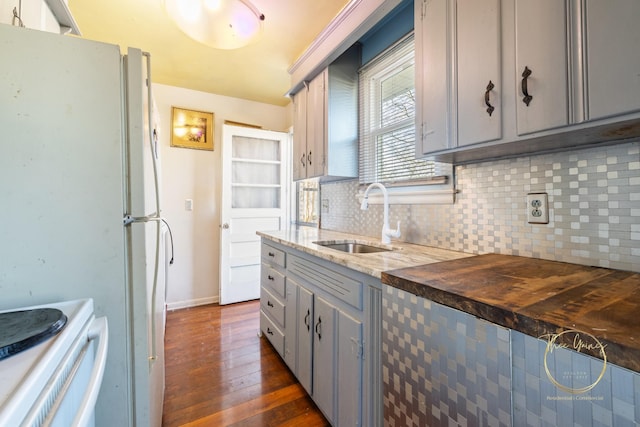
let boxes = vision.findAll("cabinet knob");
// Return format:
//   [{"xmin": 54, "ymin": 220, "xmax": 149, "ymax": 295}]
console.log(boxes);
[
  {"xmin": 308, "ymin": 151, "xmax": 312, "ymax": 166},
  {"xmin": 521, "ymin": 66, "xmax": 533, "ymax": 106},
  {"xmin": 267, "ymin": 300, "xmax": 274, "ymax": 308},
  {"xmin": 266, "ymin": 327, "xmax": 273, "ymax": 336},
  {"xmin": 484, "ymin": 80, "xmax": 495, "ymax": 116},
  {"xmin": 268, "ymin": 252, "xmax": 275, "ymax": 257},
  {"xmin": 267, "ymin": 275, "xmax": 274, "ymax": 281}
]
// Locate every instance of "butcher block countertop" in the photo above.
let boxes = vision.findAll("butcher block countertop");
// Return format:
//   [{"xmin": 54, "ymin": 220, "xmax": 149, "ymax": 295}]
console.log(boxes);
[{"xmin": 382, "ymin": 253, "xmax": 640, "ymax": 373}]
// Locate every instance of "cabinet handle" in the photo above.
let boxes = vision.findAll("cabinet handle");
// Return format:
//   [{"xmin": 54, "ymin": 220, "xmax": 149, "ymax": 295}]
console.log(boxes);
[
  {"xmin": 267, "ymin": 275, "xmax": 274, "ymax": 281},
  {"xmin": 308, "ymin": 151, "xmax": 312, "ymax": 166},
  {"xmin": 484, "ymin": 80, "xmax": 495, "ymax": 116},
  {"xmin": 304, "ymin": 309, "xmax": 310, "ymax": 331},
  {"xmin": 266, "ymin": 327, "xmax": 273, "ymax": 336},
  {"xmin": 267, "ymin": 300, "xmax": 274, "ymax": 308},
  {"xmin": 300, "ymin": 153, "xmax": 306, "ymax": 168},
  {"xmin": 268, "ymin": 252, "xmax": 275, "ymax": 257},
  {"xmin": 315, "ymin": 316, "xmax": 322, "ymax": 340},
  {"xmin": 521, "ymin": 66, "xmax": 533, "ymax": 106}
]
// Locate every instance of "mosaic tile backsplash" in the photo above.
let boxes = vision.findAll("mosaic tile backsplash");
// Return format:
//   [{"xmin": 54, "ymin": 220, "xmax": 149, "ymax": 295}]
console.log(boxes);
[{"xmin": 320, "ymin": 140, "xmax": 640, "ymax": 273}]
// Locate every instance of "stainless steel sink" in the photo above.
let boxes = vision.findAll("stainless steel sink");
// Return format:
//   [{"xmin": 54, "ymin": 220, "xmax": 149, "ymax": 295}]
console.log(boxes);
[{"xmin": 314, "ymin": 240, "xmax": 393, "ymax": 254}]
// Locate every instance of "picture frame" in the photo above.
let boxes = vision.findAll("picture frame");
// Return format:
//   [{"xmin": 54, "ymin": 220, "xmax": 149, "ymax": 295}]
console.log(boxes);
[{"xmin": 170, "ymin": 107, "xmax": 214, "ymax": 151}]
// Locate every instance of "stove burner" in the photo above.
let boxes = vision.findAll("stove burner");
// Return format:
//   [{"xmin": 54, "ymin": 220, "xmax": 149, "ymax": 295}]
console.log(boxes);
[{"xmin": 0, "ymin": 308, "xmax": 67, "ymax": 360}]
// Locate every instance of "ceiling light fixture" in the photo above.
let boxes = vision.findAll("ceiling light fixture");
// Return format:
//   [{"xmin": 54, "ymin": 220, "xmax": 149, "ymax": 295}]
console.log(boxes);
[{"xmin": 164, "ymin": 0, "xmax": 265, "ymax": 50}]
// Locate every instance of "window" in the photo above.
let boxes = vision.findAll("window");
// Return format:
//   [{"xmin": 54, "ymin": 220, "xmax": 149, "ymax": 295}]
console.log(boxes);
[
  {"xmin": 295, "ymin": 179, "xmax": 319, "ymax": 226},
  {"xmin": 359, "ymin": 33, "xmax": 447, "ymax": 188}
]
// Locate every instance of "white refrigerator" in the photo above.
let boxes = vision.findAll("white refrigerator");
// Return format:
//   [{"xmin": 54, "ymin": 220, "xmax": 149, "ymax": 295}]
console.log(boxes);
[{"xmin": 0, "ymin": 23, "xmax": 168, "ymax": 427}]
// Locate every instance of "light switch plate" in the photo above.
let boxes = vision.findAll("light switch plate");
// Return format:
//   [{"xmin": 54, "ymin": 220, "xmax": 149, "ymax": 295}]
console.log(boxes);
[{"xmin": 526, "ymin": 193, "xmax": 548, "ymax": 224}]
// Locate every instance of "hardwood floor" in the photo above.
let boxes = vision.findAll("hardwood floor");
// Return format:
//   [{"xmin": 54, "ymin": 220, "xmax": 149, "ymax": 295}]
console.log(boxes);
[{"xmin": 162, "ymin": 300, "xmax": 329, "ymax": 427}]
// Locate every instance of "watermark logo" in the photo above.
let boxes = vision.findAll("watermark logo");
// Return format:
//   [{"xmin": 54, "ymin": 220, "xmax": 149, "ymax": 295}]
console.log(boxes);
[{"xmin": 540, "ymin": 329, "xmax": 607, "ymax": 395}]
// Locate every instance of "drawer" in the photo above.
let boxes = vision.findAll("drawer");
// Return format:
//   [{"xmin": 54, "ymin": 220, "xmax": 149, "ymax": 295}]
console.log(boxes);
[
  {"xmin": 260, "ymin": 310, "xmax": 284, "ymax": 357},
  {"xmin": 260, "ymin": 287, "xmax": 285, "ymax": 328},
  {"xmin": 262, "ymin": 243, "xmax": 286, "ymax": 268},
  {"xmin": 261, "ymin": 265, "xmax": 286, "ymax": 298},
  {"xmin": 289, "ymin": 254, "xmax": 363, "ymax": 310}
]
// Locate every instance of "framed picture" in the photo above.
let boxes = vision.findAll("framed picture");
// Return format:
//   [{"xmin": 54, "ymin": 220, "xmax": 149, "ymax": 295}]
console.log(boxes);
[{"xmin": 170, "ymin": 107, "xmax": 214, "ymax": 151}]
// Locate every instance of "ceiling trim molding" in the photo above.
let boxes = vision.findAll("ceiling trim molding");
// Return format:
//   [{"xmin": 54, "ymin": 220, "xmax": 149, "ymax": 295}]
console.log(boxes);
[
  {"xmin": 288, "ymin": 0, "xmax": 363, "ymax": 76},
  {"xmin": 285, "ymin": 0, "xmax": 402, "ymax": 97}
]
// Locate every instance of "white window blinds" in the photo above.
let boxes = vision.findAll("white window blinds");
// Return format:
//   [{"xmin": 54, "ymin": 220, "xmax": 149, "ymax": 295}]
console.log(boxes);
[{"xmin": 358, "ymin": 33, "xmax": 438, "ymax": 185}]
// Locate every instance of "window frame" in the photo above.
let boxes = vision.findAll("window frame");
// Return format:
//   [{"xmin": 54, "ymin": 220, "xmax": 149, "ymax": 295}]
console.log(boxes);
[{"xmin": 357, "ymin": 32, "xmax": 454, "ymax": 205}]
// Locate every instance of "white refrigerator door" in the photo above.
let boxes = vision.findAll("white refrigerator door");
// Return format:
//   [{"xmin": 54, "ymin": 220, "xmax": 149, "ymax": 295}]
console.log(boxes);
[
  {"xmin": 123, "ymin": 48, "xmax": 165, "ymax": 427},
  {"xmin": 0, "ymin": 24, "xmax": 132, "ymax": 426}
]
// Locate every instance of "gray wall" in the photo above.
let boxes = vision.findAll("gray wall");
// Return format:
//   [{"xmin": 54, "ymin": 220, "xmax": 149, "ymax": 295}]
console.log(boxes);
[{"xmin": 320, "ymin": 140, "xmax": 640, "ymax": 273}]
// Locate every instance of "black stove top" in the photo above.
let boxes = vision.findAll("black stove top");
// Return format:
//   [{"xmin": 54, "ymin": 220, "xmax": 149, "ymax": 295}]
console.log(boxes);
[{"xmin": 0, "ymin": 308, "xmax": 67, "ymax": 360}]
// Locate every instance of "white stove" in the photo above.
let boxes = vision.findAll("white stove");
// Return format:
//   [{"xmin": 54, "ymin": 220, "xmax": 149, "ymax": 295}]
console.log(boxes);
[{"xmin": 0, "ymin": 299, "xmax": 108, "ymax": 427}]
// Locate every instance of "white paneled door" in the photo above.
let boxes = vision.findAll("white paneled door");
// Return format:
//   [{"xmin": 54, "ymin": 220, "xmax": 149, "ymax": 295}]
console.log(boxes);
[{"xmin": 220, "ymin": 125, "xmax": 289, "ymax": 305}]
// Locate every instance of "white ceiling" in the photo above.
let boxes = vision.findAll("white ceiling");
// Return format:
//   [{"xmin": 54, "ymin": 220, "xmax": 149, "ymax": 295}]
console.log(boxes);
[{"xmin": 68, "ymin": 0, "xmax": 351, "ymax": 106}]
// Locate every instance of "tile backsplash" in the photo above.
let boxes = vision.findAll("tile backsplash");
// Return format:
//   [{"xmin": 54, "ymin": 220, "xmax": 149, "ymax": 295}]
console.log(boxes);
[{"xmin": 320, "ymin": 140, "xmax": 640, "ymax": 273}]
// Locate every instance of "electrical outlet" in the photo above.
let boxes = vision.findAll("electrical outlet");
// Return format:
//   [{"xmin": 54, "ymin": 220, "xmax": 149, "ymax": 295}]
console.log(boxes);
[{"xmin": 526, "ymin": 193, "xmax": 548, "ymax": 224}]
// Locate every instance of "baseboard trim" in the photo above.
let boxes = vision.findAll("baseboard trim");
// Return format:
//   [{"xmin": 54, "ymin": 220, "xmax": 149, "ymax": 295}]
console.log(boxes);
[{"xmin": 167, "ymin": 296, "xmax": 219, "ymax": 311}]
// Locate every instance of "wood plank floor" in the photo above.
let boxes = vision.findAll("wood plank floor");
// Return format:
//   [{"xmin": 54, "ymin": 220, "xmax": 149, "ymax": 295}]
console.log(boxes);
[{"xmin": 162, "ymin": 300, "xmax": 330, "ymax": 427}]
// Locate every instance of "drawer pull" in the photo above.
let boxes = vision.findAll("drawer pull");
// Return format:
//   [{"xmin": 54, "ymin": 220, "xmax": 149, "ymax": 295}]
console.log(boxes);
[
  {"xmin": 304, "ymin": 309, "xmax": 310, "ymax": 331},
  {"xmin": 484, "ymin": 80, "xmax": 495, "ymax": 116},
  {"xmin": 266, "ymin": 327, "xmax": 274, "ymax": 336},
  {"xmin": 267, "ymin": 300, "xmax": 274, "ymax": 308},
  {"xmin": 268, "ymin": 275, "xmax": 274, "ymax": 281},
  {"xmin": 315, "ymin": 316, "xmax": 322, "ymax": 340},
  {"xmin": 521, "ymin": 66, "xmax": 533, "ymax": 106},
  {"xmin": 268, "ymin": 252, "xmax": 275, "ymax": 257}
]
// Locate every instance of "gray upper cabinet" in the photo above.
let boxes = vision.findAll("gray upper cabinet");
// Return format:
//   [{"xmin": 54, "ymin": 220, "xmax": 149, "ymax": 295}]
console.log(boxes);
[
  {"xmin": 291, "ymin": 45, "xmax": 360, "ymax": 181},
  {"xmin": 292, "ymin": 85, "xmax": 309, "ymax": 181},
  {"xmin": 456, "ymin": 0, "xmax": 502, "ymax": 147},
  {"xmin": 514, "ymin": 0, "xmax": 569, "ymax": 135},
  {"xmin": 584, "ymin": 0, "xmax": 640, "ymax": 121},
  {"xmin": 415, "ymin": 0, "xmax": 450, "ymax": 153},
  {"xmin": 416, "ymin": 0, "xmax": 640, "ymax": 163}
]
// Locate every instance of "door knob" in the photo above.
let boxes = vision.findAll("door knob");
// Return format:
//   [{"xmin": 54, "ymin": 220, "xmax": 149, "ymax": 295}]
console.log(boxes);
[{"xmin": 221, "ymin": 223, "xmax": 229, "ymax": 229}]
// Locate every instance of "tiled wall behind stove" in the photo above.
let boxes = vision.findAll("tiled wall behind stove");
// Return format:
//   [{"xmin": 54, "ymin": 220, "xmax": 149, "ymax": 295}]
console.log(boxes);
[{"xmin": 320, "ymin": 140, "xmax": 640, "ymax": 273}]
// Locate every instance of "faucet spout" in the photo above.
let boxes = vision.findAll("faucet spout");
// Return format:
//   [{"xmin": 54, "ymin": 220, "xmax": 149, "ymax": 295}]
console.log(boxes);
[{"xmin": 361, "ymin": 182, "xmax": 401, "ymax": 244}]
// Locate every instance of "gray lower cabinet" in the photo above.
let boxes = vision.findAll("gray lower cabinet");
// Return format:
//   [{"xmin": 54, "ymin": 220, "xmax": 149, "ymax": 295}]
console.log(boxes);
[
  {"xmin": 383, "ymin": 284, "xmax": 640, "ymax": 426},
  {"xmin": 260, "ymin": 239, "xmax": 381, "ymax": 427},
  {"xmin": 260, "ymin": 243, "xmax": 287, "ymax": 360}
]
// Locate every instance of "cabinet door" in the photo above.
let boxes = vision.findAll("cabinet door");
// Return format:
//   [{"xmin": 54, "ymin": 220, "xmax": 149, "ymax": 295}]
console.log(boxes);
[
  {"xmin": 416, "ymin": 0, "xmax": 452, "ymax": 155},
  {"xmin": 313, "ymin": 296, "xmax": 337, "ymax": 423},
  {"xmin": 585, "ymin": 0, "xmax": 640, "ymax": 120},
  {"xmin": 306, "ymin": 71, "xmax": 326, "ymax": 178},
  {"xmin": 456, "ymin": 0, "xmax": 502, "ymax": 147},
  {"xmin": 515, "ymin": 0, "xmax": 569, "ymax": 135},
  {"xmin": 283, "ymin": 278, "xmax": 297, "ymax": 372},
  {"xmin": 292, "ymin": 87, "xmax": 308, "ymax": 180},
  {"xmin": 296, "ymin": 283, "xmax": 314, "ymax": 395},
  {"xmin": 336, "ymin": 311, "xmax": 363, "ymax": 427}
]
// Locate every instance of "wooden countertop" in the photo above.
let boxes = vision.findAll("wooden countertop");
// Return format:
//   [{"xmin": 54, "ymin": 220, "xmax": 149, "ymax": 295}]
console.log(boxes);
[{"xmin": 382, "ymin": 254, "xmax": 640, "ymax": 373}]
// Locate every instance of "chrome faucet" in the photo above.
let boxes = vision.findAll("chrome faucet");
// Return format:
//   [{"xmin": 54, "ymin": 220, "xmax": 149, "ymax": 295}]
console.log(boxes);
[{"xmin": 360, "ymin": 182, "xmax": 401, "ymax": 245}]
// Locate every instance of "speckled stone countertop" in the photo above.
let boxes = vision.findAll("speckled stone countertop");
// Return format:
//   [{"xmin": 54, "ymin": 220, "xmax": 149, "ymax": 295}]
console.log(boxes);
[
  {"xmin": 382, "ymin": 254, "xmax": 640, "ymax": 373},
  {"xmin": 257, "ymin": 227, "xmax": 473, "ymax": 279}
]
